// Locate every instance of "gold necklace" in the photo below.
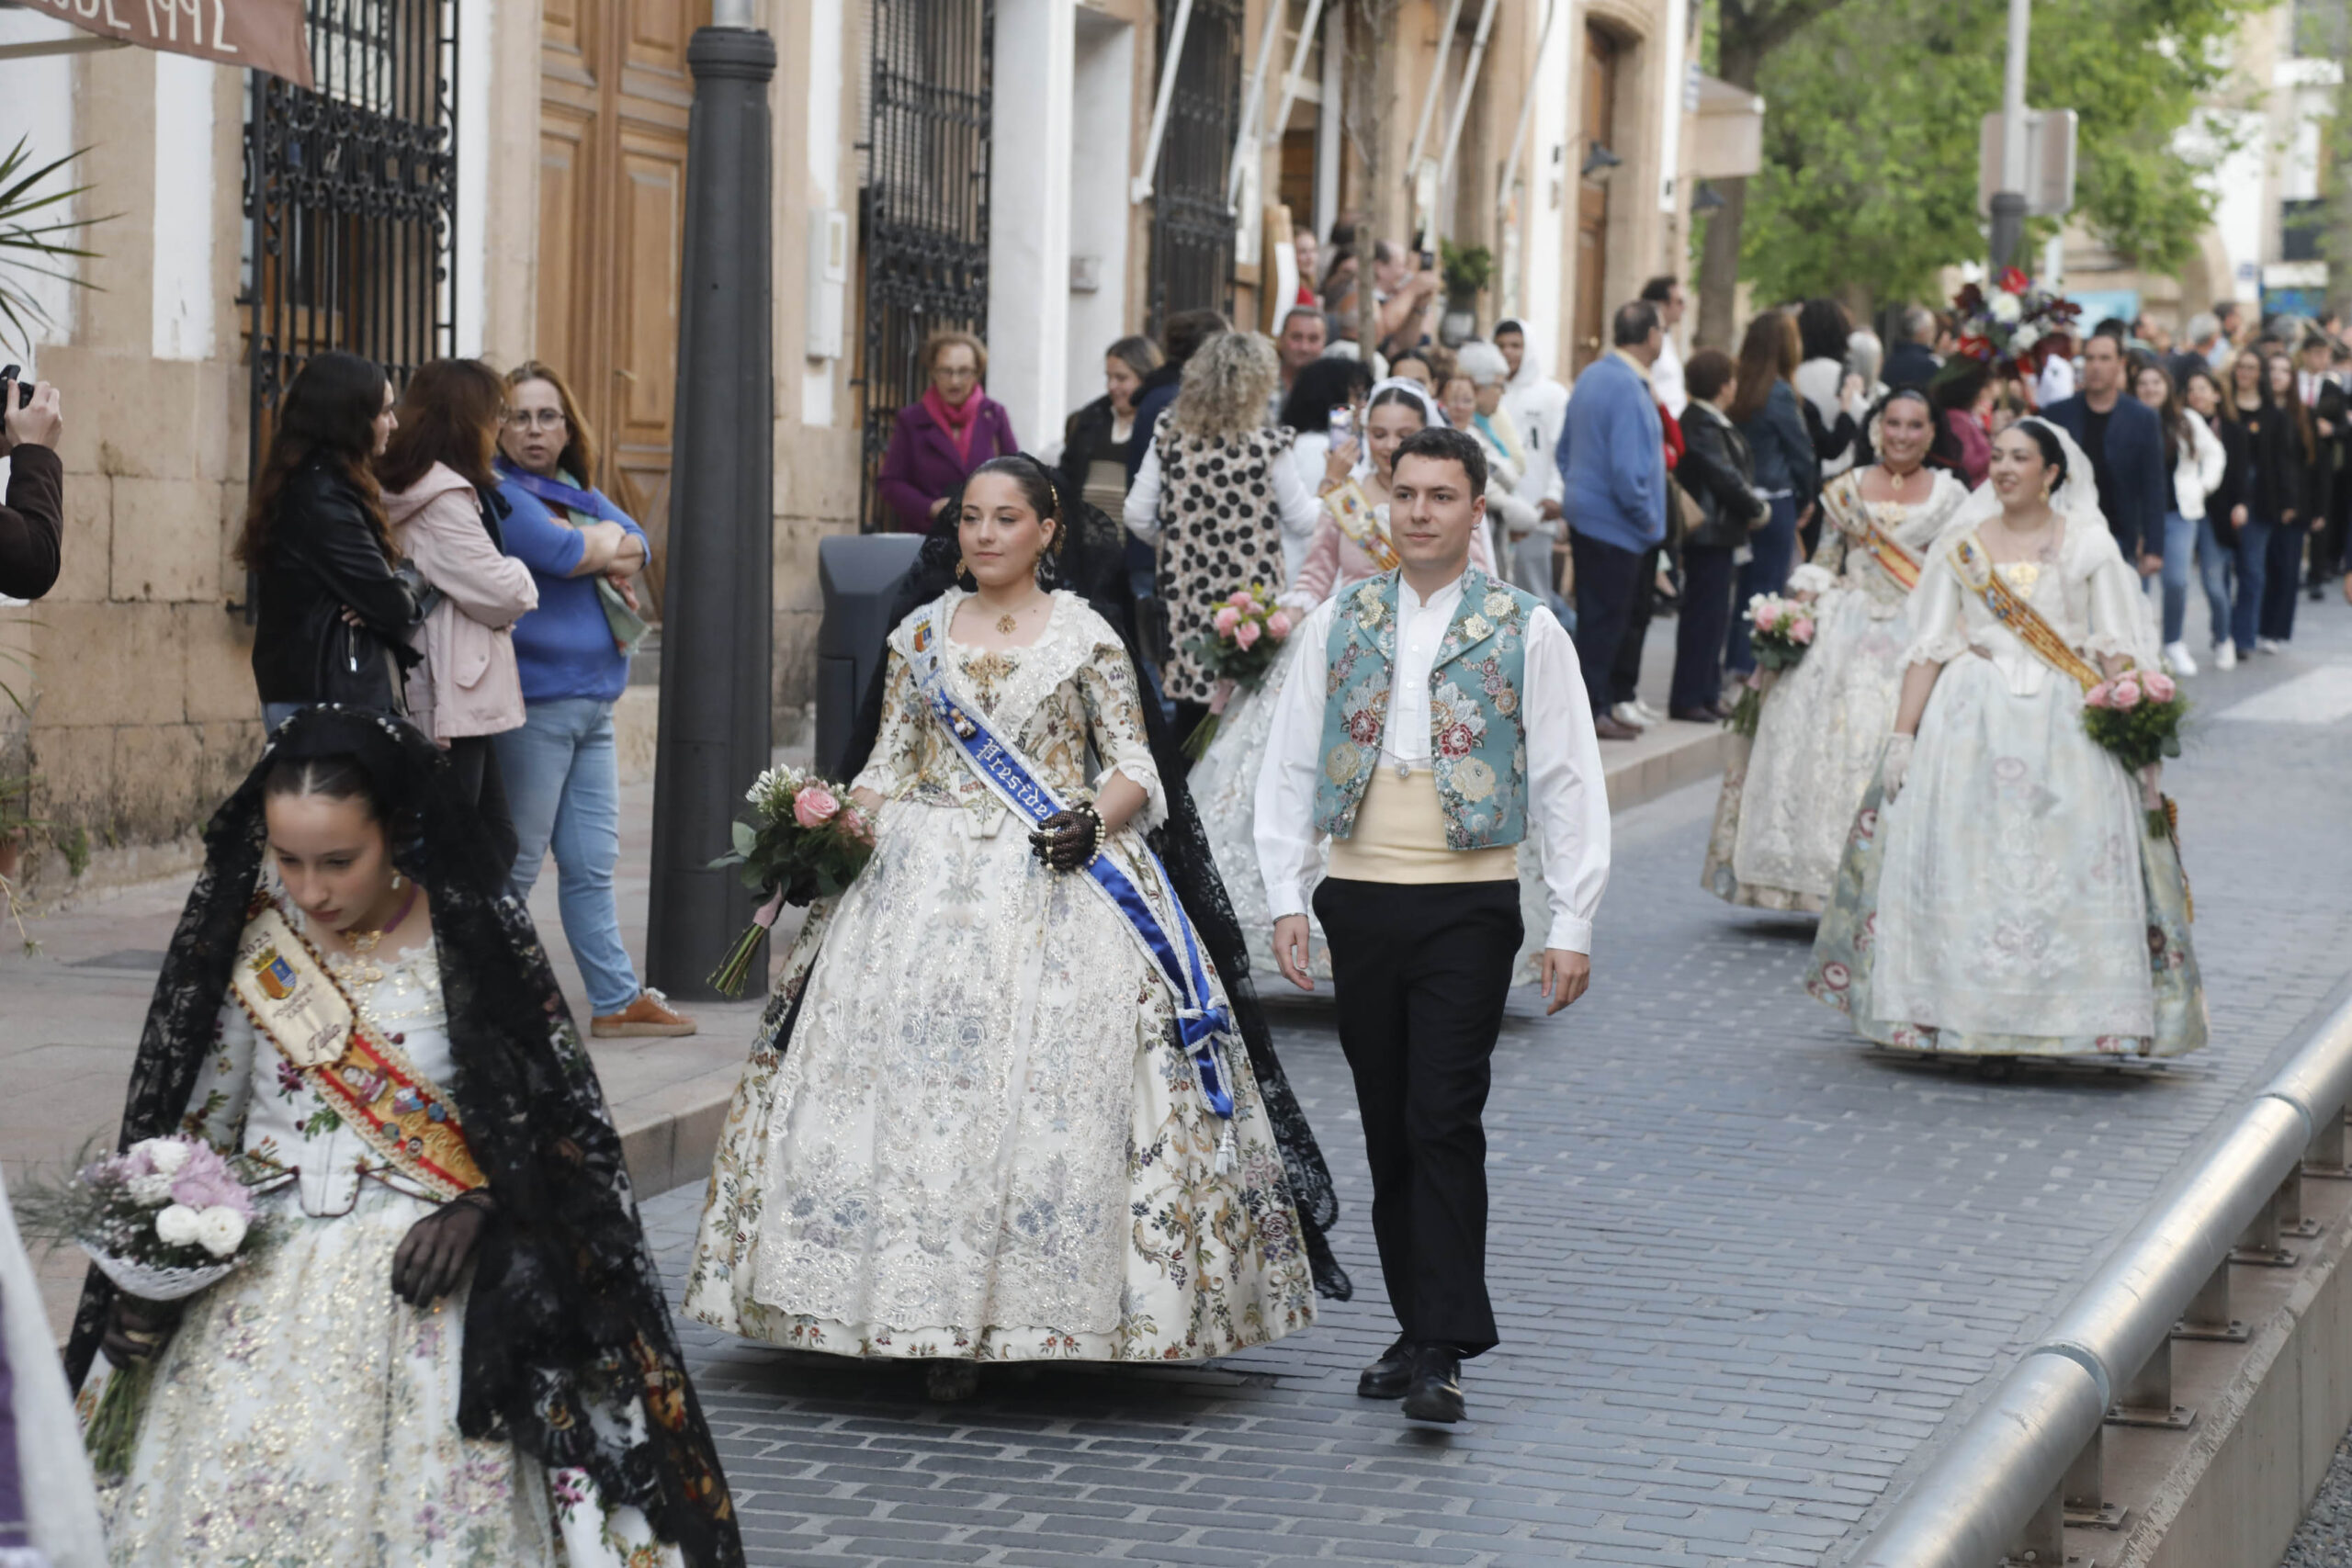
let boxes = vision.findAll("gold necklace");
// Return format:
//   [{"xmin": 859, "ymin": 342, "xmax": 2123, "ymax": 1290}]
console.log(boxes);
[
  {"xmin": 343, "ymin": 885, "xmax": 418, "ymax": 983},
  {"xmin": 997, "ymin": 611, "xmax": 1020, "ymax": 636}
]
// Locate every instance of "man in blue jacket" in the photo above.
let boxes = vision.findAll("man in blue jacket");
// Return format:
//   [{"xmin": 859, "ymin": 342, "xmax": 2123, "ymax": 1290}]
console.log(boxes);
[
  {"xmin": 2037, "ymin": 326, "xmax": 2166, "ymax": 573},
  {"xmin": 1557, "ymin": 301, "xmax": 1668, "ymax": 739}
]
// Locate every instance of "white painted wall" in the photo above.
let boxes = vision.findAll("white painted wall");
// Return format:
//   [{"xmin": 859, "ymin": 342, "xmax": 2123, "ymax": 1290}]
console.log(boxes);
[
  {"xmin": 2188, "ymin": 107, "xmax": 2269, "ymax": 302},
  {"xmin": 0, "ymin": 10, "xmax": 84, "ymax": 371},
  {"xmin": 801, "ymin": 0, "xmax": 845, "ymax": 428},
  {"xmin": 1064, "ymin": 10, "xmax": 1133, "ymax": 425},
  {"xmin": 1521, "ymin": 0, "xmax": 1572, "ymax": 373},
  {"xmin": 453, "ymin": 0, "xmax": 492, "ymax": 355},
  {"xmin": 1314, "ymin": 3, "xmax": 1342, "ymax": 246},
  {"xmin": 151, "ymin": 53, "xmax": 216, "ymax": 361},
  {"xmin": 987, "ymin": 0, "xmax": 1075, "ymax": 450},
  {"xmin": 1656, "ymin": 0, "xmax": 1685, "ymax": 215}
]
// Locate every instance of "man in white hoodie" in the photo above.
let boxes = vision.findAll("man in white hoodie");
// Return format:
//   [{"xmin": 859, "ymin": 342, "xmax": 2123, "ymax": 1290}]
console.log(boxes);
[{"xmin": 1494, "ymin": 319, "xmax": 1571, "ymax": 612}]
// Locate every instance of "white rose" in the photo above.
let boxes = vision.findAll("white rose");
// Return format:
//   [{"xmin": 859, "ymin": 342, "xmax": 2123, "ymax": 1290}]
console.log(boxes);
[
  {"xmin": 193, "ymin": 1207, "xmax": 248, "ymax": 1258},
  {"xmin": 127, "ymin": 1173, "xmax": 176, "ymax": 1207},
  {"xmin": 2011, "ymin": 324, "xmax": 2041, "ymax": 352},
  {"xmin": 153, "ymin": 1204, "xmax": 203, "ymax": 1247},
  {"xmin": 1989, "ymin": 292, "xmax": 2021, "ymax": 324},
  {"xmin": 132, "ymin": 1138, "xmax": 191, "ymax": 1176}
]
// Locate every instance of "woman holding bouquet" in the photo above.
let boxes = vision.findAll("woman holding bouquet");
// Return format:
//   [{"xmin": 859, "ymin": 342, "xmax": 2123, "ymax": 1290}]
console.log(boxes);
[
  {"xmin": 1806, "ymin": 420, "xmax": 2206, "ymax": 1059},
  {"xmin": 1703, "ymin": 388, "xmax": 1971, "ymax": 911},
  {"xmin": 687, "ymin": 456, "xmax": 1342, "ymax": 1400},
  {"xmin": 71, "ymin": 707, "xmax": 741, "ymax": 1566}
]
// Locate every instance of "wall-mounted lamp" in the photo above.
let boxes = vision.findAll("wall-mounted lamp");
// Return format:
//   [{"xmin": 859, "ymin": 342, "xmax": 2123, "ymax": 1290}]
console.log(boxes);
[
  {"xmin": 1579, "ymin": 142, "xmax": 1622, "ymax": 178},
  {"xmin": 1692, "ymin": 181, "xmax": 1727, "ymax": 212}
]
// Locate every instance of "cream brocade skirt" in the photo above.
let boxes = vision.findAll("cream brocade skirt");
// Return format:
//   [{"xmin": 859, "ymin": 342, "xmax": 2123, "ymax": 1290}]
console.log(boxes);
[
  {"xmin": 87, "ymin": 1184, "xmax": 675, "ymax": 1568},
  {"xmin": 685, "ymin": 795, "xmax": 1317, "ymax": 1362}
]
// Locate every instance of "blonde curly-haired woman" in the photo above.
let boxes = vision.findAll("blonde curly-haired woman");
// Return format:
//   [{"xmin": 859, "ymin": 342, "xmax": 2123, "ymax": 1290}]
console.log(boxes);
[{"xmin": 1123, "ymin": 331, "xmax": 1320, "ymax": 741}]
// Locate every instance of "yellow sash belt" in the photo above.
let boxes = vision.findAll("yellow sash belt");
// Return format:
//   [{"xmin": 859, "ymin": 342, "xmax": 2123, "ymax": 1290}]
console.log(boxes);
[
  {"xmin": 1947, "ymin": 531, "xmax": 2102, "ymax": 691},
  {"xmin": 1821, "ymin": 472, "xmax": 1924, "ymax": 593},
  {"xmin": 1324, "ymin": 479, "xmax": 1400, "ymax": 572}
]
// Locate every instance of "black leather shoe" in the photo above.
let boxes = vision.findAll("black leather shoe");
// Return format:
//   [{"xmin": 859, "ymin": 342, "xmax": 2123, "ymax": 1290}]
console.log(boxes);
[
  {"xmin": 1357, "ymin": 1337, "xmax": 1416, "ymax": 1399},
  {"xmin": 1400, "ymin": 1345, "xmax": 1465, "ymax": 1424}
]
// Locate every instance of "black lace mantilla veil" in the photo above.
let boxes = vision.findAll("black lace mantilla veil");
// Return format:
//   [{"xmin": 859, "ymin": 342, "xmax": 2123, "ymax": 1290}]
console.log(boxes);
[
  {"xmin": 837, "ymin": 470, "xmax": 1351, "ymax": 1301},
  {"xmin": 63, "ymin": 707, "xmax": 744, "ymax": 1568}
]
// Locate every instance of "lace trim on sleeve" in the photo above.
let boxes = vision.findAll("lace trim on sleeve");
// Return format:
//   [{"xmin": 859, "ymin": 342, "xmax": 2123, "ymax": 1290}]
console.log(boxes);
[
  {"xmin": 1902, "ymin": 627, "xmax": 1972, "ymax": 667},
  {"xmin": 1079, "ymin": 637, "xmax": 1169, "ymax": 835}
]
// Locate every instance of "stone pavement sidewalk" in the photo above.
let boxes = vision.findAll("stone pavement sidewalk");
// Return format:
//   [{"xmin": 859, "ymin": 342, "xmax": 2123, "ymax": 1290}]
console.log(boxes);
[{"xmin": 632, "ymin": 599, "xmax": 2352, "ymax": 1567}]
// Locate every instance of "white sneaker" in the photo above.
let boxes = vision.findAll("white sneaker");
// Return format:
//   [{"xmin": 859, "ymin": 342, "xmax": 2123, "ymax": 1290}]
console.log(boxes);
[
  {"xmin": 2257, "ymin": 637, "xmax": 2284, "ymax": 656},
  {"xmin": 1610, "ymin": 701, "xmax": 1649, "ymax": 730},
  {"xmin": 2213, "ymin": 641, "xmax": 2237, "ymax": 671},
  {"xmin": 2163, "ymin": 640, "xmax": 2198, "ymax": 676},
  {"xmin": 1633, "ymin": 698, "xmax": 1667, "ymax": 725}
]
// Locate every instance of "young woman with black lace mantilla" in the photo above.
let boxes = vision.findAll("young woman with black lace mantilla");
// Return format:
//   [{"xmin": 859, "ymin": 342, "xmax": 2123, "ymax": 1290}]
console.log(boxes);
[
  {"xmin": 686, "ymin": 457, "xmax": 1346, "ymax": 1401},
  {"xmin": 68, "ymin": 707, "xmax": 741, "ymax": 1567}
]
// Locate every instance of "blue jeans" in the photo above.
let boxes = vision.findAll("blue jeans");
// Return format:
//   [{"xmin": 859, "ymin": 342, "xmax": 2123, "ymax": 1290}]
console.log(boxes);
[
  {"xmin": 262, "ymin": 702, "xmax": 304, "ymax": 732},
  {"xmin": 2231, "ymin": 516, "xmax": 2276, "ymax": 655},
  {"xmin": 1725, "ymin": 494, "xmax": 1798, "ymax": 676},
  {"xmin": 494, "ymin": 696, "xmax": 641, "ymax": 1016},
  {"xmin": 2145, "ymin": 511, "xmax": 2195, "ymax": 646},
  {"xmin": 2194, "ymin": 514, "xmax": 2234, "ymax": 647}
]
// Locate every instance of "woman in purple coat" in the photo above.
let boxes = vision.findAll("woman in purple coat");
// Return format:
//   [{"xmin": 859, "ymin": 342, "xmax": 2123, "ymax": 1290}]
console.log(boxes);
[{"xmin": 876, "ymin": 329, "xmax": 1022, "ymax": 531}]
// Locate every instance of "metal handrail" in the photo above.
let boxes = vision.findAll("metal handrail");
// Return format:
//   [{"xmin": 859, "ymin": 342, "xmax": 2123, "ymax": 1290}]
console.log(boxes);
[{"xmin": 1851, "ymin": 993, "xmax": 2352, "ymax": 1567}]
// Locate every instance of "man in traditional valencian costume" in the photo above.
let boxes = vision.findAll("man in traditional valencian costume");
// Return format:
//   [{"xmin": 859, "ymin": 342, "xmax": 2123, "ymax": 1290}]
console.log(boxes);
[{"xmin": 1257, "ymin": 426, "xmax": 1611, "ymax": 1423}]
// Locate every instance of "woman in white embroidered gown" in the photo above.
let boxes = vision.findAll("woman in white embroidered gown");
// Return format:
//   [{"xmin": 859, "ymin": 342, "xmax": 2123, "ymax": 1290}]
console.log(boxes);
[
  {"xmin": 1806, "ymin": 421, "xmax": 2206, "ymax": 1058},
  {"xmin": 74, "ymin": 708, "xmax": 738, "ymax": 1568},
  {"xmin": 1186, "ymin": 381, "xmax": 1513, "ymax": 983},
  {"xmin": 1704, "ymin": 389, "xmax": 1971, "ymax": 910},
  {"xmin": 687, "ymin": 458, "xmax": 1326, "ymax": 1399}
]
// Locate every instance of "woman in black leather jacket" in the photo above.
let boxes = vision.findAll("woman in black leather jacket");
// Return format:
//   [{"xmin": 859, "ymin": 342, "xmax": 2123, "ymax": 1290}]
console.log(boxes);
[
  {"xmin": 236, "ymin": 352, "xmax": 421, "ymax": 726},
  {"xmin": 1672, "ymin": 348, "xmax": 1770, "ymax": 719}
]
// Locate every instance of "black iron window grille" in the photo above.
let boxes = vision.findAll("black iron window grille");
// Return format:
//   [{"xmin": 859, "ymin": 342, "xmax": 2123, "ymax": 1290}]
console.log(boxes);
[
  {"xmin": 243, "ymin": 0, "xmax": 458, "ymax": 475},
  {"xmin": 856, "ymin": 0, "xmax": 994, "ymax": 533},
  {"xmin": 1147, "ymin": 0, "xmax": 1240, "ymax": 337}
]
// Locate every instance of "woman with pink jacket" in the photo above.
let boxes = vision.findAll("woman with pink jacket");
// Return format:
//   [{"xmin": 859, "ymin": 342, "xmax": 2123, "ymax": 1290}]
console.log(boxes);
[{"xmin": 379, "ymin": 358, "xmax": 539, "ymax": 869}]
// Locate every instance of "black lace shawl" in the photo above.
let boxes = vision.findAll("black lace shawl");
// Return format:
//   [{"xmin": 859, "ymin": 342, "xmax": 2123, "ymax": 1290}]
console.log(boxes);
[
  {"xmin": 839, "ymin": 483, "xmax": 1351, "ymax": 1301},
  {"xmin": 62, "ymin": 707, "xmax": 744, "ymax": 1568}
]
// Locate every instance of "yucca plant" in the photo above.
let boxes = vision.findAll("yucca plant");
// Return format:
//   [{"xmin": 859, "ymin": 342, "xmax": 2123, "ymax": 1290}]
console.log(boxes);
[{"xmin": 0, "ymin": 137, "xmax": 106, "ymax": 353}]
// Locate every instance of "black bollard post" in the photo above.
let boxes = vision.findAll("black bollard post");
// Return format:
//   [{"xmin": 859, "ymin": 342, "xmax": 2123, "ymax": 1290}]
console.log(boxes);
[{"xmin": 644, "ymin": 14, "xmax": 776, "ymax": 1000}]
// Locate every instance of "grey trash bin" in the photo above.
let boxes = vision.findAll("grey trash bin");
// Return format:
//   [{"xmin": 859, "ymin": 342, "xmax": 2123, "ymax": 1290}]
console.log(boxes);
[{"xmin": 813, "ymin": 532, "xmax": 927, "ymax": 781}]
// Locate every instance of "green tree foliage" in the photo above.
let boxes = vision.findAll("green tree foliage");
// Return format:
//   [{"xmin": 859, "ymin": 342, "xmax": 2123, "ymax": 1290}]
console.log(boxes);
[{"xmin": 1738, "ymin": 0, "xmax": 2263, "ymax": 309}]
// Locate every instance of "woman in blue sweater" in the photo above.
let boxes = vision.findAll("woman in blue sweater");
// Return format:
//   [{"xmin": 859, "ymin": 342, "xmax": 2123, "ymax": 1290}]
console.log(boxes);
[
  {"xmin": 494, "ymin": 361, "xmax": 696, "ymax": 1038},
  {"xmin": 1725, "ymin": 310, "xmax": 1821, "ymax": 677}
]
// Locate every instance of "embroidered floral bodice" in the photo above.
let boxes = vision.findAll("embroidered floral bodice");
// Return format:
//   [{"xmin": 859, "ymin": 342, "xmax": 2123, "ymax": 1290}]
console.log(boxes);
[
  {"xmin": 854, "ymin": 589, "xmax": 1167, "ymax": 837},
  {"xmin": 183, "ymin": 892, "xmax": 460, "ymax": 1217},
  {"xmin": 1904, "ymin": 517, "xmax": 2157, "ymax": 698},
  {"xmin": 1814, "ymin": 469, "xmax": 1970, "ymax": 613}
]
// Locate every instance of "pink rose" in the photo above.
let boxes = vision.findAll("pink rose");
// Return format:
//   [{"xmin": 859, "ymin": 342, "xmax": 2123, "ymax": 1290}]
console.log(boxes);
[
  {"xmin": 2086, "ymin": 681, "xmax": 2111, "ymax": 709},
  {"xmin": 793, "ymin": 784, "xmax": 842, "ymax": 828},
  {"xmin": 1235, "ymin": 619, "xmax": 1262, "ymax": 649},
  {"xmin": 2144, "ymin": 671, "xmax": 2176, "ymax": 703},
  {"xmin": 1213, "ymin": 604, "xmax": 1241, "ymax": 636},
  {"xmin": 1266, "ymin": 610, "xmax": 1294, "ymax": 639},
  {"xmin": 2109, "ymin": 679, "xmax": 2142, "ymax": 711},
  {"xmin": 1227, "ymin": 589, "xmax": 1255, "ymax": 608},
  {"xmin": 1791, "ymin": 617, "xmax": 1815, "ymax": 643},
  {"xmin": 1753, "ymin": 603, "xmax": 1781, "ymax": 632}
]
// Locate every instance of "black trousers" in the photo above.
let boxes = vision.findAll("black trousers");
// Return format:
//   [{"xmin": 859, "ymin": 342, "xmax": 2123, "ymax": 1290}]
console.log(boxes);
[
  {"xmin": 1610, "ymin": 545, "xmax": 1664, "ymax": 705},
  {"xmin": 1314, "ymin": 876, "xmax": 1521, "ymax": 1357},
  {"xmin": 1670, "ymin": 544, "xmax": 1738, "ymax": 712},
  {"xmin": 1570, "ymin": 532, "xmax": 1645, "ymax": 716},
  {"xmin": 445, "ymin": 733, "xmax": 519, "ymax": 874}
]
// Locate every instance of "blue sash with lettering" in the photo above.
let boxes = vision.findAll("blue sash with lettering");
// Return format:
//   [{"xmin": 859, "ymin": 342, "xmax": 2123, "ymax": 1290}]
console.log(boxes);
[{"xmin": 906, "ymin": 601, "xmax": 1236, "ymax": 1126}]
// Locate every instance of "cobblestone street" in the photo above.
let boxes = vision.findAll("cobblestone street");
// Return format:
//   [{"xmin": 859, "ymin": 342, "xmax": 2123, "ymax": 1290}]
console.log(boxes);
[{"xmin": 639, "ymin": 597, "xmax": 2352, "ymax": 1567}]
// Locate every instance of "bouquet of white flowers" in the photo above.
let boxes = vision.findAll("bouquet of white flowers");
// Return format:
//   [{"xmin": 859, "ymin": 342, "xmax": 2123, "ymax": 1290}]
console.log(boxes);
[{"xmin": 18, "ymin": 1134, "xmax": 279, "ymax": 1474}]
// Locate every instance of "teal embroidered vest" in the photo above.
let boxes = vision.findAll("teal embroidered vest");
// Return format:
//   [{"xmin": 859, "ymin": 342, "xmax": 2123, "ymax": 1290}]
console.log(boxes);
[{"xmin": 1311, "ymin": 567, "xmax": 1538, "ymax": 850}]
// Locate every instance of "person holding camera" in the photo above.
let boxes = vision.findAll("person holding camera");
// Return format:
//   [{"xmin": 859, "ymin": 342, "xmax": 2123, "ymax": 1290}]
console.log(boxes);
[{"xmin": 0, "ymin": 372, "xmax": 66, "ymax": 601}]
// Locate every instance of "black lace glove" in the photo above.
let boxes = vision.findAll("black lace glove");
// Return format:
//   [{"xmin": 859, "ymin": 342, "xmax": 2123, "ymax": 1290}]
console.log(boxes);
[
  {"xmin": 101, "ymin": 1292, "xmax": 182, "ymax": 1366},
  {"xmin": 391, "ymin": 1190, "xmax": 495, "ymax": 1306},
  {"xmin": 1028, "ymin": 804, "xmax": 1103, "ymax": 872}
]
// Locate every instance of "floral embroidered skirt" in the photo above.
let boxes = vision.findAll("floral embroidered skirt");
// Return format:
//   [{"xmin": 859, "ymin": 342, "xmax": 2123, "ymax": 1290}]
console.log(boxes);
[
  {"xmin": 684, "ymin": 796, "xmax": 1318, "ymax": 1361},
  {"xmin": 86, "ymin": 1183, "xmax": 675, "ymax": 1568},
  {"xmin": 1804, "ymin": 659, "xmax": 2207, "ymax": 1058}
]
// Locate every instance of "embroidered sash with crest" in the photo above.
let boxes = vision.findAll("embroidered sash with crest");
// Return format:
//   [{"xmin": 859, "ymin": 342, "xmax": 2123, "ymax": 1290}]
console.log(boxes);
[
  {"xmin": 230, "ymin": 897, "xmax": 486, "ymax": 1201},
  {"xmin": 1820, "ymin": 472, "xmax": 1924, "ymax": 593},
  {"xmin": 1947, "ymin": 531, "xmax": 2103, "ymax": 692},
  {"xmin": 1324, "ymin": 480, "xmax": 1401, "ymax": 573}
]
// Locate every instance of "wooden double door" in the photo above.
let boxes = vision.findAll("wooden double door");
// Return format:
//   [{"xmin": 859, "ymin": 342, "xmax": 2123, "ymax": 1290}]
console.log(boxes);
[
  {"xmin": 1572, "ymin": 23, "xmax": 1621, "ymax": 378},
  {"xmin": 535, "ymin": 0, "xmax": 710, "ymax": 615}
]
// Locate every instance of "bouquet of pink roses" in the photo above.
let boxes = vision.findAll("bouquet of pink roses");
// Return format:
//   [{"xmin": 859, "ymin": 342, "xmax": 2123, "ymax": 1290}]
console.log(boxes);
[
  {"xmin": 1181, "ymin": 584, "xmax": 1295, "ymax": 758},
  {"xmin": 1725, "ymin": 592, "xmax": 1818, "ymax": 737},
  {"xmin": 17, "ymin": 1134, "xmax": 279, "ymax": 1473},
  {"xmin": 2083, "ymin": 669, "xmax": 2186, "ymax": 831},
  {"xmin": 707, "ymin": 764, "xmax": 876, "ymax": 996}
]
